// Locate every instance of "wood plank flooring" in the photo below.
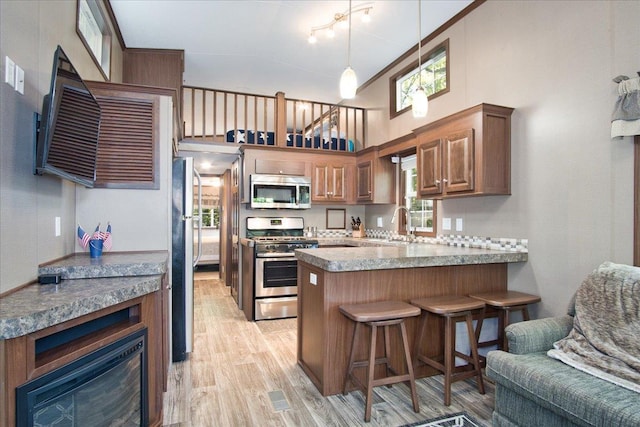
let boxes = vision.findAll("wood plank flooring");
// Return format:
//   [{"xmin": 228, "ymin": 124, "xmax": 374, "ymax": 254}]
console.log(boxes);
[{"xmin": 162, "ymin": 271, "xmax": 495, "ymax": 426}]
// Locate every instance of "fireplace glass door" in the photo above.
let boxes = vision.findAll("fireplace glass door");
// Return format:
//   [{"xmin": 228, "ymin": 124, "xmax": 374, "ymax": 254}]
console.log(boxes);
[{"xmin": 16, "ymin": 328, "xmax": 148, "ymax": 427}]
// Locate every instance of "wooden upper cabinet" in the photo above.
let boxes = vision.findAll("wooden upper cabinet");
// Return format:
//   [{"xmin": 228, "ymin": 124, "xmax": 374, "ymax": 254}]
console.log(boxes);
[
  {"xmin": 415, "ymin": 104, "xmax": 513, "ymax": 199},
  {"xmin": 356, "ymin": 147, "xmax": 395, "ymax": 204},
  {"xmin": 123, "ymin": 48, "xmax": 184, "ymax": 94},
  {"xmin": 444, "ymin": 130, "xmax": 474, "ymax": 193},
  {"xmin": 417, "ymin": 139, "xmax": 442, "ymax": 196},
  {"xmin": 312, "ymin": 162, "xmax": 348, "ymax": 203},
  {"xmin": 418, "ymin": 130, "xmax": 474, "ymax": 197},
  {"xmin": 356, "ymin": 160, "xmax": 373, "ymax": 201}
]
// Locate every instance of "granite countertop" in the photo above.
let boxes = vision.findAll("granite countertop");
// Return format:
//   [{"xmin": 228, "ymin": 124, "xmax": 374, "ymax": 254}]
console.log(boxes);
[
  {"xmin": 295, "ymin": 241, "xmax": 527, "ymax": 272},
  {"xmin": 38, "ymin": 251, "xmax": 168, "ymax": 279},
  {"xmin": 0, "ymin": 251, "xmax": 168, "ymax": 339}
]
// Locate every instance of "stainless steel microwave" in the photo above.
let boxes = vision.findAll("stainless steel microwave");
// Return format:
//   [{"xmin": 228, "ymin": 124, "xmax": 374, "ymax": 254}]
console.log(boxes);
[{"xmin": 250, "ymin": 174, "xmax": 311, "ymax": 209}]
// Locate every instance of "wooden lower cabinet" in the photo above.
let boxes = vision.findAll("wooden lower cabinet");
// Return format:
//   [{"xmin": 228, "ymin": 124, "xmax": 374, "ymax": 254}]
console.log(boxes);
[
  {"xmin": 1, "ymin": 290, "xmax": 166, "ymax": 427},
  {"xmin": 297, "ymin": 262, "xmax": 507, "ymax": 396}
]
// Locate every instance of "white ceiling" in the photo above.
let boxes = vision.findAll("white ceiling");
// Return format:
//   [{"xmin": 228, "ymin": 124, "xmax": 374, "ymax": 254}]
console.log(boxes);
[{"xmin": 109, "ymin": 0, "xmax": 473, "ymax": 175}]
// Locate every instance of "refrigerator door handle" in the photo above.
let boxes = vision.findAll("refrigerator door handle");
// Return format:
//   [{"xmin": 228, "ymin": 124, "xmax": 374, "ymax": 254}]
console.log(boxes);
[{"xmin": 193, "ymin": 167, "xmax": 203, "ymax": 267}]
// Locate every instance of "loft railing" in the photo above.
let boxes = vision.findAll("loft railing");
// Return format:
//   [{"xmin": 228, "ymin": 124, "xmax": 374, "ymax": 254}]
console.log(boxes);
[{"xmin": 182, "ymin": 86, "xmax": 365, "ymax": 152}]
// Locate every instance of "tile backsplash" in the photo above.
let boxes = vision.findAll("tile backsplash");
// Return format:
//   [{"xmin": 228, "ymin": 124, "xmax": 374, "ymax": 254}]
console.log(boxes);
[{"xmin": 315, "ymin": 229, "xmax": 528, "ymax": 252}]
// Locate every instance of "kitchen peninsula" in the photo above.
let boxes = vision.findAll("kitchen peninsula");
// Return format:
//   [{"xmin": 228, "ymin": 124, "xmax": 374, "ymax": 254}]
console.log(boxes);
[{"xmin": 295, "ymin": 240, "xmax": 527, "ymax": 396}]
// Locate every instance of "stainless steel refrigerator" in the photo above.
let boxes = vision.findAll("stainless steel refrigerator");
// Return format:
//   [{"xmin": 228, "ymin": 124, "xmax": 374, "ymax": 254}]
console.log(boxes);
[{"xmin": 171, "ymin": 157, "xmax": 201, "ymax": 362}]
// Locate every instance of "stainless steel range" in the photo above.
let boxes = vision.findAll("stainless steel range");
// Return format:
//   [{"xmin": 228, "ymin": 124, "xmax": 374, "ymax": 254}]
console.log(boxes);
[{"xmin": 247, "ymin": 217, "xmax": 318, "ymax": 320}]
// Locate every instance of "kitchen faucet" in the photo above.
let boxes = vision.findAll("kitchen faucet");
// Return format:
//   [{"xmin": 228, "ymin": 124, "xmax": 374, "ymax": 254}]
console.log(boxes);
[{"xmin": 391, "ymin": 206, "xmax": 414, "ymax": 240}]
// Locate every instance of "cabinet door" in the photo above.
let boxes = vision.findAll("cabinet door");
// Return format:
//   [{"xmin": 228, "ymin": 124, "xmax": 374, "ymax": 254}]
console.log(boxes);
[
  {"xmin": 444, "ymin": 130, "xmax": 474, "ymax": 194},
  {"xmin": 418, "ymin": 139, "xmax": 443, "ymax": 196},
  {"xmin": 330, "ymin": 164, "xmax": 346, "ymax": 201},
  {"xmin": 312, "ymin": 163, "xmax": 347, "ymax": 202},
  {"xmin": 312, "ymin": 163, "xmax": 329, "ymax": 202},
  {"xmin": 356, "ymin": 160, "xmax": 373, "ymax": 201}
]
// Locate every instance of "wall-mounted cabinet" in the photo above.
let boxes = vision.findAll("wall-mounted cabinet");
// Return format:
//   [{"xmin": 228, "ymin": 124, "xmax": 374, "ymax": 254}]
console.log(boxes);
[
  {"xmin": 311, "ymin": 161, "xmax": 351, "ymax": 203},
  {"xmin": 414, "ymin": 104, "xmax": 513, "ymax": 199},
  {"xmin": 418, "ymin": 129, "xmax": 475, "ymax": 196},
  {"xmin": 355, "ymin": 146, "xmax": 395, "ymax": 204}
]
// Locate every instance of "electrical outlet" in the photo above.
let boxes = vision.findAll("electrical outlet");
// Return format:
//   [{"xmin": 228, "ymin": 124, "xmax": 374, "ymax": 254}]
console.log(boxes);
[
  {"xmin": 55, "ymin": 217, "xmax": 61, "ymax": 236},
  {"xmin": 377, "ymin": 216, "xmax": 383, "ymax": 227},
  {"xmin": 456, "ymin": 218, "xmax": 463, "ymax": 231},
  {"xmin": 310, "ymin": 272, "xmax": 317, "ymax": 285},
  {"xmin": 4, "ymin": 56, "xmax": 15, "ymax": 87},
  {"xmin": 442, "ymin": 218, "xmax": 452, "ymax": 231}
]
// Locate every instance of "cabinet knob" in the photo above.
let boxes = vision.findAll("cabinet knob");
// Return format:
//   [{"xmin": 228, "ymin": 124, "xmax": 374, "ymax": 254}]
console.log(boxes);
[
  {"xmin": 442, "ymin": 178, "xmax": 448, "ymax": 183},
  {"xmin": 435, "ymin": 180, "xmax": 441, "ymax": 185}
]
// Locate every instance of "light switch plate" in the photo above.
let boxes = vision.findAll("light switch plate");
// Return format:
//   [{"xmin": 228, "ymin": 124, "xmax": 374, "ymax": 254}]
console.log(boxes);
[
  {"xmin": 456, "ymin": 218, "xmax": 463, "ymax": 231},
  {"xmin": 377, "ymin": 216, "xmax": 383, "ymax": 227},
  {"xmin": 5, "ymin": 56, "xmax": 15, "ymax": 87},
  {"xmin": 15, "ymin": 65, "xmax": 24, "ymax": 94},
  {"xmin": 442, "ymin": 218, "xmax": 452, "ymax": 230},
  {"xmin": 55, "ymin": 217, "xmax": 61, "ymax": 236}
]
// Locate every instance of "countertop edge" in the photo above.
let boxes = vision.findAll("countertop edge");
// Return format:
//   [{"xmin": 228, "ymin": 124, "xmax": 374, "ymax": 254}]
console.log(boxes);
[
  {"xmin": 0, "ymin": 274, "xmax": 163, "ymax": 340},
  {"xmin": 296, "ymin": 246, "xmax": 528, "ymax": 272}
]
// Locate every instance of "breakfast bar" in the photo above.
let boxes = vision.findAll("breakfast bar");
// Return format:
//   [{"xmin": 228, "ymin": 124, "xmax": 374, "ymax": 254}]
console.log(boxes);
[{"xmin": 294, "ymin": 241, "xmax": 527, "ymax": 396}]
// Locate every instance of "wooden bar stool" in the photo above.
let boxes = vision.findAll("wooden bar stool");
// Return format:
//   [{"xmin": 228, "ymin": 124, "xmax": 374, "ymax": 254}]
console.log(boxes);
[
  {"xmin": 339, "ymin": 301, "xmax": 421, "ymax": 422},
  {"xmin": 411, "ymin": 296, "xmax": 486, "ymax": 406},
  {"xmin": 468, "ymin": 291, "xmax": 541, "ymax": 351}
]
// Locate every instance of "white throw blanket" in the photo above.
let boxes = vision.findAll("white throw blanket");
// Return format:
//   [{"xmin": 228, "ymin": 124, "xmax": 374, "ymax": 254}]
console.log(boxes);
[{"xmin": 548, "ymin": 261, "xmax": 640, "ymax": 393}]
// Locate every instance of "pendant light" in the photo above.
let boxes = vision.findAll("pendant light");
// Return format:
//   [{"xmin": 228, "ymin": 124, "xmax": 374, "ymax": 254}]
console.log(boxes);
[
  {"xmin": 340, "ymin": 0, "xmax": 357, "ymax": 99},
  {"xmin": 412, "ymin": 0, "xmax": 428, "ymax": 118}
]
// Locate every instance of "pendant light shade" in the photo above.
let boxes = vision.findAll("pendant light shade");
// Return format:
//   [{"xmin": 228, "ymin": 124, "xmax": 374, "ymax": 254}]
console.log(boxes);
[
  {"xmin": 412, "ymin": 0, "xmax": 428, "ymax": 118},
  {"xmin": 412, "ymin": 87, "xmax": 428, "ymax": 117},
  {"xmin": 340, "ymin": 66, "xmax": 357, "ymax": 99},
  {"xmin": 340, "ymin": 0, "xmax": 357, "ymax": 99}
]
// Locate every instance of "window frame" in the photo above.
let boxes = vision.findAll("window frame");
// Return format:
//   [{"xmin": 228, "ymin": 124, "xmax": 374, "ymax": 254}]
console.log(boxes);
[
  {"xmin": 389, "ymin": 39, "xmax": 450, "ymax": 119},
  {"xmin": 398, "ymin": 154, "xmax": 437, "ymax": 238},
  {"xmin": 76, "ymin": 0, "xmax": 112, "ymax": 80}
]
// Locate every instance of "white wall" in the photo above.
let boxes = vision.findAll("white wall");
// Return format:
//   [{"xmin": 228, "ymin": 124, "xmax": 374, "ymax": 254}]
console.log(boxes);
[
  {"xmin": 0, "ymin": 1, "xmax": 123, "ymax": 293},
  {"xmin": 356, "ymin": 1, "xmax": 639, "ymax": 317}
]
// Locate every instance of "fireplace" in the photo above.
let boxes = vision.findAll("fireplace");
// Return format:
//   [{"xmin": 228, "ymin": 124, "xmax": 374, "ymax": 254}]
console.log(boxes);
[{"xmin": 16, "ymin": 328, "xmax": 148, "ymax": 427}]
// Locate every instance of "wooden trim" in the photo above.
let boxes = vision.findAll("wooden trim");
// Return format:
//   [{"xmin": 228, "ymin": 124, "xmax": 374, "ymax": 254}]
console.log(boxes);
[
  {"xmin": 358, "ymin": 0, "xmax": 486, "ymax": 94},
  {"xmin": 86, "ymin": 80, "xmax": 176, "ymax": 99},
  {"xmin": 635, "ymin": 135, "xmax": 640, "ymax": 266},
  {"xmin": 105, "ymin": 0, "xmax": 126, "ymax": 50}
]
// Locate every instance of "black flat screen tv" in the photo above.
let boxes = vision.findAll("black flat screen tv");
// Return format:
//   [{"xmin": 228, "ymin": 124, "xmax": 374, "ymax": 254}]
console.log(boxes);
[{"xmin": 34, "ymin": 45, "xmax": 101, "ymax": 187}]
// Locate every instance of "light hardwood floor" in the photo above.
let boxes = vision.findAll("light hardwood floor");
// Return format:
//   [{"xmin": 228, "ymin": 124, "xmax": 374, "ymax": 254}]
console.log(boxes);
[{"xmin": 162, "ymin": 271, "xmax": 494, "ymax": 426}]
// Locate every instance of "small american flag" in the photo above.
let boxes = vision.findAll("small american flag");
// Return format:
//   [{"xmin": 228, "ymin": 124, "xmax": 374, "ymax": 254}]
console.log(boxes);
[
  {"xmin": 77, "ymin": 224, "xmax": 90, "ymax": 249},
  {"xmin": 102, "ymin": 223, "xmax": 112, "ymax": 251}
]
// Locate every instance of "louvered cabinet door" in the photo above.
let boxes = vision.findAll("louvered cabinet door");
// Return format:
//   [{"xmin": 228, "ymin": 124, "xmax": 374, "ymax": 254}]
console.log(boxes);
[{"xmin": 90, "ymin": 88, "xmax": 160, "ymax": 189}]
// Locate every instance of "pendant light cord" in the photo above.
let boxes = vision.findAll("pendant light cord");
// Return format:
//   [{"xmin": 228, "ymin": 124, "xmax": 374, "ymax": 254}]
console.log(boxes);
[
  {"xmin": 418, "ymin": 0, "xmax": 422, "ymax": 88},
  {"xmin": 347, "ymin": 0, "xmax": 352, "ymax": 67}
]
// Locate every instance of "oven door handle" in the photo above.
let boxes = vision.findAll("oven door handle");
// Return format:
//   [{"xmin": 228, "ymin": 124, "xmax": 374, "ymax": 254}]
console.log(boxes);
[{"xmin": 256, "ymin": 253, "xmax": 297, "ymax": 259}]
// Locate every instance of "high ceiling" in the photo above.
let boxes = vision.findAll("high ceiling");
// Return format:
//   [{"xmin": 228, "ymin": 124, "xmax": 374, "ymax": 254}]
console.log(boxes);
[{"xmin": 110, "ymin": 0, "xmax": 473, "ymax": 105}]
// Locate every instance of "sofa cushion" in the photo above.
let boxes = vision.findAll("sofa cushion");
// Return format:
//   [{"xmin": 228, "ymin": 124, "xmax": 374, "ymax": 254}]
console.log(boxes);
[{"xmin": 487, "ymin": 351, "xmax": 640, "ymax": 427}]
